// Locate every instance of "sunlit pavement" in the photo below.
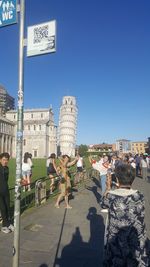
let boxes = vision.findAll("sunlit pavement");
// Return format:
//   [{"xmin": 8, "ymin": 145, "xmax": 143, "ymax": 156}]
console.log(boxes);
[{"xmin": 0, "ymin": 175, "xmax": 150, "ymax": 267}]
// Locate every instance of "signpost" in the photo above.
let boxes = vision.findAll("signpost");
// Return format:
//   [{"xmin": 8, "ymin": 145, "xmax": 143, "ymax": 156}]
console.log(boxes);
[{"xmin": 0, "ymin": 0, "xmax": 17, "ymax": 27}]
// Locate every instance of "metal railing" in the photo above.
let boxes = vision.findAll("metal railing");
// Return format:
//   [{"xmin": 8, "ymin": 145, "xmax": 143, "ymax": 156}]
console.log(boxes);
[
  {"xmin": 8, "ymin": 167, "xmax": 94, "ymax": 216},
  {"xmin": 9, "ymin": 176, "xmax": 48, "ymax": 213}
]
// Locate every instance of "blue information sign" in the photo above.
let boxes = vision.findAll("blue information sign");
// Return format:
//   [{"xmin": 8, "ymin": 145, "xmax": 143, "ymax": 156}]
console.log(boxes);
[{"xmin": 0, "ymin": 0, "xmax": 17, "ymax": 27}]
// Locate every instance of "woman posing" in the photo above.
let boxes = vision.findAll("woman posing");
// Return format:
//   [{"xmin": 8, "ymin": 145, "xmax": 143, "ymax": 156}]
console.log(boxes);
[{"xmin": 55, "ymin": 154, "xmax": 78, "ymax": 209}]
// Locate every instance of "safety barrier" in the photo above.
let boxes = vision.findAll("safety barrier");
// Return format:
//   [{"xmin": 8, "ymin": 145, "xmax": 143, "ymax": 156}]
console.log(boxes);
[
  {"xmin": 9, "ymin": 176, "xmax": 48, "ymax": 212},
  {"xmin": 7, "ymin": 168, "xmax": 93, "ymax": 215},
  {"xmin": 35, "ymin": 179, "xmax": 46, "ymax": 206}
]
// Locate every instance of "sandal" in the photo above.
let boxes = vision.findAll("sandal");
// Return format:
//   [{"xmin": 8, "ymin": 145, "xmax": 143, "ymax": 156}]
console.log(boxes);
[{"xmin": 55, "ymin": 204, "xmax": 60, "ymax": 208}]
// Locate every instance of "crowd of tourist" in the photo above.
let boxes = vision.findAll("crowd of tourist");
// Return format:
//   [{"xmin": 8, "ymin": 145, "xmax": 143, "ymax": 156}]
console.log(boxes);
[
  {"xmin": 89, "ymin": 152, "xmax": 150, "ymax": 266},
  {"xmin": 0, "ymin": 150, "xmax": 150, "ymax": 265}
]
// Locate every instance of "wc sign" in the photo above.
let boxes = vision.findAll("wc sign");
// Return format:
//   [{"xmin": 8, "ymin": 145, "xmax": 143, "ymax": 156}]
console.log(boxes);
[{"xmin": 0, "ymin": 0, "xmax": 17, "ymax": 27}]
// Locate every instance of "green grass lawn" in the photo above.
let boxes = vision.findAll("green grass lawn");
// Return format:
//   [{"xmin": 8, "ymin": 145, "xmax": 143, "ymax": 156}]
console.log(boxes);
[
  {"xmin": 8, "ymin": 156, "xmax": 92, "ymax": 188},
  {"xmin": 7, "ymin": 157, "xmax": 93, "ymax": 211}
]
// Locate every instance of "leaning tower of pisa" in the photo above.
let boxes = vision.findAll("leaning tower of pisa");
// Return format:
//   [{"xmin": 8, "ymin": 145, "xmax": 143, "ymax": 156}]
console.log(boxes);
[{"xmin": 58, "ymin": 96, "xmax": 78, "ymax": 157}]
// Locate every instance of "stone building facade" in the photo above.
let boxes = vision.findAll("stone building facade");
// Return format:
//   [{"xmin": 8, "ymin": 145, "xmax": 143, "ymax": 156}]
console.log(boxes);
[
  {"xmin": 58, "ymin": 96, "xmax": 78, "ymax": 157},
  {"xmin": 131, "ymin": 141, "xmax": 147, "ymax": 155},
  {"xmin": 0, "ymin": 115, "xmax": 15, "ymax": 156},
  {"xmin": 6, "ymin": 108, "xmax": 57, "ymax": 158},
  {"xmin": 116, "ymin": 139, "xmax": 131, "ymax": 154}
]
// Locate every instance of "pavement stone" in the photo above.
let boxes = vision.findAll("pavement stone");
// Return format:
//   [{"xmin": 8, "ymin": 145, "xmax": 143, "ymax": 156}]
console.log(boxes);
[{"xmin": 0, "ymin": 176, "xmax": 150, "ymax": 267}]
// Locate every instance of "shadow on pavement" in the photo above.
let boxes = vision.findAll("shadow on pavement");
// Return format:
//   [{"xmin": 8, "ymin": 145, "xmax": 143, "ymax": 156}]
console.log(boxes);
[
  {"xmin": 53, "ymin": 207, "xmax": 104, "ymax": 267},
  {"xmin": 92, "ymin": 177, "xmax": 101, "ymax": 189},
  {"xmin": 86, "ymin": 185, "xmax": 102, "ymax": 204}
]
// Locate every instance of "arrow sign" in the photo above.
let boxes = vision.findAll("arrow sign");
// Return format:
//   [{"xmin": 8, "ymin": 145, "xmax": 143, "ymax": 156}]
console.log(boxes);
[{"xmin": 0, "ymin": 0, "xmax": 17, "ymax": 27}]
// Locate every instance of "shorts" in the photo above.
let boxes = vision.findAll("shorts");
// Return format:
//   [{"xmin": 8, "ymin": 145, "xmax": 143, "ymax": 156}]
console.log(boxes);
[
  {"xmin": 22, "ymin": 170, "xmax": 31, "ymax": 177},
  {"xmin": 77, "ymin": 167, "xmax": 83, "ymax": 172},
  {"xmin": 47, "ymin": 167, "xmax": 56, "ymax": 176}
]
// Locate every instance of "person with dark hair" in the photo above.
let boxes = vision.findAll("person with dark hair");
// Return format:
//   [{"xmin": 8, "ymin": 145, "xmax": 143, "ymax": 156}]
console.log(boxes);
[
  {"xmin": 55, "ymin": 154, "xmax": 78, "ymax": 209},
  {"xmin": 22, "ymin": 152, "xmax": 33, "ymax": 191},
  {"xmin": 46, "ymin": 153, "xmax": 58, "ymax": 194},
  {"xmin": 89, "ymin": 154, "xmax": 110, "ymax": 212},
  {"xmin": 0, "ymin": 153, "xmax": 14, "ymax": 234},
  {"xmin": 101, "ymin": 164, "xmax": 149, "ymax": 266}
]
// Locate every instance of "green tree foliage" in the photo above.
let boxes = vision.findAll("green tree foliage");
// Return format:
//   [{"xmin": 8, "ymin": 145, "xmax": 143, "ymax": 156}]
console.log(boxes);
[{"xmin": 78, "ymin": 144, "xmax": 88, "ymax": 156}]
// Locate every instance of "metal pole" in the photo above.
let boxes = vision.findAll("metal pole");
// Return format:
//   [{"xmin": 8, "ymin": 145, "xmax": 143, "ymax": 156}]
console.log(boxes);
[{"xmin": 13, "ymin": 0, "xmax": 25, "ymax": 266}]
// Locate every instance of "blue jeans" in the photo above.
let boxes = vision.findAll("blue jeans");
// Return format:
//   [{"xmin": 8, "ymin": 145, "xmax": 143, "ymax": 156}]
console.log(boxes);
[{"xmin": 100, "ymin": 174, "xmax": 107, "ymax": 195}]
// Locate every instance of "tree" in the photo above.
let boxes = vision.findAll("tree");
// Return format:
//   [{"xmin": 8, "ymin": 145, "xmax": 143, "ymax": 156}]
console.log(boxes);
[{"xmin": 78, "ymin": 144, "xmax": 88, "ymax": 156}]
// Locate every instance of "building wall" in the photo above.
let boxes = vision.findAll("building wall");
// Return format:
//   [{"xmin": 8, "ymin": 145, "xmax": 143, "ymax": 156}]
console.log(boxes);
[
  {"xmin": 116, "ymin": 139, "xmax": 131, "ymax": 154},
  {"xmin": 6, "ymin": 108, "xmax": 57, "ymax": 158},
  {"xmin": 0, "ymin": 116, "xmax": 15, "ymax": 156},
  {"xmin": 131, "ymin": 141, "xmax": 147, "ymax": 155},
  {"xmin": 88, "ymin": 144, "xmax": 113, "ymax": 153},
  {"xmin": 0, "ymin": 85, "xmax": 15, "ymax": 115},
  {"xmin": 58, "ymin": 96, "xmax": 78, "ymax": 157}
]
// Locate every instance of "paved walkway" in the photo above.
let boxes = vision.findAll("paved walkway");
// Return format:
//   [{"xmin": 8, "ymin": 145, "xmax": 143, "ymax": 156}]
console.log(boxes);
[{"xmin": 0, "ymin": 176, "xmax": 150, "ymax": 267}]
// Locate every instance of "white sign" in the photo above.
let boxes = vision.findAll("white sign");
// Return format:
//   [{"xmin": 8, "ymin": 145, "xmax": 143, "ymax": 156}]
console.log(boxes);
[
  {"xmin": 27, "ymin": 20, "xmax": 56, "ymax": 57},
  {"xmin": 0, "ymin": 0, "xmax": 17, "ymax": 27}
]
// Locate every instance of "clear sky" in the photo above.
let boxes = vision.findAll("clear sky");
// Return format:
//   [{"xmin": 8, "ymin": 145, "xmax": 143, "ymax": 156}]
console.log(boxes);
[{"xmin": 0, "ymin": 0, "xmax": 150, "ymax": 145}]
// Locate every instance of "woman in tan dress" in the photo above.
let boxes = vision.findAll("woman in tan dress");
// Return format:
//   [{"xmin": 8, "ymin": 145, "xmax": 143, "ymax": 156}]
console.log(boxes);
[{"xmin": 55, "ymin": 154, "xmax": 78, "ymax": 209}]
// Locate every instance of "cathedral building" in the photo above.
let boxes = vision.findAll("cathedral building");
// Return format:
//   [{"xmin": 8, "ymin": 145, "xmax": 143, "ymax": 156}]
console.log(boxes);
[
  {"xmin": 0, "ymin": 115, "xmax": 15, "ymax": 156},
  {"xmin": 5, "ymin": 107, "xmax": 57, "ymax": 158}
]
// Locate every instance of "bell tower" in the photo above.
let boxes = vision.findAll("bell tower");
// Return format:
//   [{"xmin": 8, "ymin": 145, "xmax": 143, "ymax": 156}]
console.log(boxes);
[{"xmin": 58, "ymin": 96, "xmax": 78, "ymax": 157}]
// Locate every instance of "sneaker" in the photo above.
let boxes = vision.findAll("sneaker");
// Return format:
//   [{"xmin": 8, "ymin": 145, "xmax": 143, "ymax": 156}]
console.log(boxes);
[
  {"xmin": 1, "ymin": 227, "xmax": 11, "ymax": 234},
  {"xmin": 8, "ymin": 224, "xmax": 14, "ymax": 232},
  {"xmin": 101, "ymin": 209, "xmax": 108, "ymax": 213}
]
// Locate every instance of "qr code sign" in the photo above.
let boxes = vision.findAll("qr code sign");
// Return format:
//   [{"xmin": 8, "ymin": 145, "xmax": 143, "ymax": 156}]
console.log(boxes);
[{"xmin": 33, "ymin": 25, "xmax": 49, "ymax": 44}]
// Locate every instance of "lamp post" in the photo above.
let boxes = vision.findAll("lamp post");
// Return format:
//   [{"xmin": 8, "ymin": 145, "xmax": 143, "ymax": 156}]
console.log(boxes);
[{"xmin": 13, "ymin": 1, "xmax": 25, "ymax": 266}]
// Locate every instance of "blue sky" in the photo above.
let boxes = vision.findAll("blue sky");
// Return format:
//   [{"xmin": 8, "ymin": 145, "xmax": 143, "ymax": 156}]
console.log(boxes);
[{"xmin": 0, "ymin": 0, "xmax": 150, "ymax": 145}]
